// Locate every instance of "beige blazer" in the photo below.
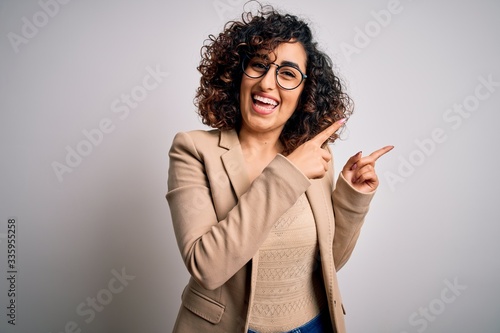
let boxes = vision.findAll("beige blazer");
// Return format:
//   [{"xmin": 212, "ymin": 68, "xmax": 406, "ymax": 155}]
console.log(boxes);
[{"xmin": 166, "ymin": 129, "xmax": 374, "ymax": 333}]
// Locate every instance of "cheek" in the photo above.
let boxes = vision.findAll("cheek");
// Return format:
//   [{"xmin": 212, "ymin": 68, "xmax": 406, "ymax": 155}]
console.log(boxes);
[
  {"xmin": 283, "ymin": 90, "xmax": 304, "ymax": 109},
  {"xmin": 240, "ymin": 76, "xmax": 252, "ymax": 93},
  {"xmin": 239, "ymin": 79, "xmax": 249, "ymax": 106}
]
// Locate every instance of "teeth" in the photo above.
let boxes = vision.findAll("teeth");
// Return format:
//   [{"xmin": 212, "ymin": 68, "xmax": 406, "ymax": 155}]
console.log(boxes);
[{"xmin": 253, "ymin": 95, "xmax": 278, "ymax": 106}]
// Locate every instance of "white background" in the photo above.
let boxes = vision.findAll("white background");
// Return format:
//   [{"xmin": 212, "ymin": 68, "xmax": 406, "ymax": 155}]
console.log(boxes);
[{"xmin": 1, "ymin": 0, "xmax": 499, "ymax": 332}]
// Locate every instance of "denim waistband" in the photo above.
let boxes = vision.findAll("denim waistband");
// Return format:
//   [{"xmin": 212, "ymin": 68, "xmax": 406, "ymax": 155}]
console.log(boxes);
[{"xmin": 248, "ymin": 309, "xmax": 334, "ymax": 333}]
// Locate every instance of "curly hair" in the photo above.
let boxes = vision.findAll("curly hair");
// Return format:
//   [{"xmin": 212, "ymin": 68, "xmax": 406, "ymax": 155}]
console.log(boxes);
[{"xmin": 195, "ymin": 3, "xmax": 353, "ymax": 154}]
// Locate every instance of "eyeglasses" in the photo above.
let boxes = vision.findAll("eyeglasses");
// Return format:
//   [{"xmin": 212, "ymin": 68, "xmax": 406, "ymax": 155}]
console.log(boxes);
[{"xmin": 242, "ymin": 56, "xmax": 307, "ymax": 90}]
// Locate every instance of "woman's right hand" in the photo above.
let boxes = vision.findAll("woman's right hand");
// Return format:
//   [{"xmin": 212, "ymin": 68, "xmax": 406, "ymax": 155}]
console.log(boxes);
[{"xmin": 286, "ymin": 119, "xmax": 346, "ymax": 179}]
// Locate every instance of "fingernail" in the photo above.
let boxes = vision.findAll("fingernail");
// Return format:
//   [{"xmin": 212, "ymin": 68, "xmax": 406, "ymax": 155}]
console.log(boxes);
[
  {"xmin": 357, "ymin": 151, "xmax": 362, "ymax": 157},
  {"xmin": 350, "ymin": 163, "xmax": 357, "ymax": 171},
  {"xmin": 338, "ymin": 118, "xmax": 346, "ymax": 124}
]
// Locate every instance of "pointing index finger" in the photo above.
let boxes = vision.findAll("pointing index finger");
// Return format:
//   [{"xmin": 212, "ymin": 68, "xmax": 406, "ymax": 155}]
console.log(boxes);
[
  {"xmin": 368, "ymin": 145, "xmax": 395, "ymax": 161},
  {"xmin": 312, "ymin": 118, "xmax": 346, "ymax": 146}
]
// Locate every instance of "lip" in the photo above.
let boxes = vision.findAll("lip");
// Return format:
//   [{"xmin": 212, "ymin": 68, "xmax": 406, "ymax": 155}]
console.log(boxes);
[{"xmin": 251, "ymin": 92, "xmax": 280, "ymax": 115}]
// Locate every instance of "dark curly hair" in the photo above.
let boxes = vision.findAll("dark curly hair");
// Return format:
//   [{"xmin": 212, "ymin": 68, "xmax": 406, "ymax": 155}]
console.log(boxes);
[{"xmin": 195, "ymin": 2, "xmax": 353, "ymax": 154}]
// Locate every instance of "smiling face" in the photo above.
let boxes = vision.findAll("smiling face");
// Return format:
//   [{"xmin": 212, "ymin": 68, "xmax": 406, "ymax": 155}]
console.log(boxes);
[{"xmin": 239, "ymin": 42, "xmax": 307, "ymax": 140}]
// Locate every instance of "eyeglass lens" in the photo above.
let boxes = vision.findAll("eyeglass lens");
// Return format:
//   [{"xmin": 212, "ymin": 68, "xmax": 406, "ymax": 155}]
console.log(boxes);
[{"xmin": 243, "ymin": 57, "xmax": 304, "ymax": 90}]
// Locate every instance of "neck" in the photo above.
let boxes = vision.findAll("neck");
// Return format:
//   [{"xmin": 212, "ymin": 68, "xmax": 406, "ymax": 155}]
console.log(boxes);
[{"xmin": 238, "ymin": 127, "xmax": 283, "ymax": 157}]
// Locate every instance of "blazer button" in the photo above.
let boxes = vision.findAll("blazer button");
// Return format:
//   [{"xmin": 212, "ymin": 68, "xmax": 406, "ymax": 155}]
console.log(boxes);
[{"xmin": 334, "ymin": 300, "xmax": 337, "ymax": 307}]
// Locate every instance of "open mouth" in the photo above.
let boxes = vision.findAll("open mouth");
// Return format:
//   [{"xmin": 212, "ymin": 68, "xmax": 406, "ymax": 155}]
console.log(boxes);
[{"xmin": 252, "ymin": 94, "xmax": 279, "ymax": 113}]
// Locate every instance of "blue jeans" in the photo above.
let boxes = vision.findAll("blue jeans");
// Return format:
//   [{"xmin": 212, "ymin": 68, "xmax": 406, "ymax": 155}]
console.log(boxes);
[{"xmin": 248, "ymin": 309, "xmax": 334, "ymax": 333}]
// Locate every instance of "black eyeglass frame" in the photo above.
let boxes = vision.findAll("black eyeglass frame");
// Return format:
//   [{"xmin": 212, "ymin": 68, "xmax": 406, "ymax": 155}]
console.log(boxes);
[{"xmin": 241, "ymin": 56, "xmax": 308, "ymax": 90}]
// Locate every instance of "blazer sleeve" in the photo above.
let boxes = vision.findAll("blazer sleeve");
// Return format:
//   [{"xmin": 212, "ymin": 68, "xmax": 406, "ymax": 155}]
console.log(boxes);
[
  {"xmin": 166, "ymin": 132, "xmax": 311, "ymax": 290},
  {"xmin": 332, "ymin": 169, "xmax": 375, "ymax": 271}
]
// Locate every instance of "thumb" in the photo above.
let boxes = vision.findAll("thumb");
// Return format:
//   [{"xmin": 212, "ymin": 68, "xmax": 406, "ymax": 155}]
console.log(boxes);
[{"xmin": 344, "ymin": 151, "xmax": 362, "ymax": 172}]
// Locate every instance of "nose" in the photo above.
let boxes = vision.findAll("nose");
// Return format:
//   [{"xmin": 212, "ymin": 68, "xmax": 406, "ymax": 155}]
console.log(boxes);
[{"xmin": 258, "ymin": 64, "xmax": 278, "ymax": 91}]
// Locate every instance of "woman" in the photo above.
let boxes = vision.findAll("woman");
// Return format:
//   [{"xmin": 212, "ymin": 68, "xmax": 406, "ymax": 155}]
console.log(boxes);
[{"xmin": 166, "ymin": 4, "xmax": 392, "ymax": 333}]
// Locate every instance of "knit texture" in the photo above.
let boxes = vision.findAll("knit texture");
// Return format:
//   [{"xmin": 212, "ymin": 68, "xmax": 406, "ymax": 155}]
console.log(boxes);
[{"xmin": 248, "ymin": 194, "xmax": 327, "ymax": 332}]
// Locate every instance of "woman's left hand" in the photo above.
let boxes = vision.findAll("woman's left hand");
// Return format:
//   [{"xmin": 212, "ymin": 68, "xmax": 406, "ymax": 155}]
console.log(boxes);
[{"xmin": 341, "ymin": 146, "xmax": 394, "ymax": 193}]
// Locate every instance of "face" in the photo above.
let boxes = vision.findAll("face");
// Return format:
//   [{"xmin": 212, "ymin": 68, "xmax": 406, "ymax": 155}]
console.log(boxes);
[{"xmin": 239, "ymin": 42, "xmax": 307, "ymax": 138}]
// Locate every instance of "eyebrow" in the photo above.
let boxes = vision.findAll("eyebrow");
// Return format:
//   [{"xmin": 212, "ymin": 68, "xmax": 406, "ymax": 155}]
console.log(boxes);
[
  {"xmin": 280, "ymin": 60, "xmax": 302, "ymax": 71},
  {"xmin": 253, "ymin": 54, "xmax": 304, "ymax": 71}
]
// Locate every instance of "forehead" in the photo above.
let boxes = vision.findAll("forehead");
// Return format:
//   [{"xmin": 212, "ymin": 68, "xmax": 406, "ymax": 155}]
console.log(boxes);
[{"xmin": 254, "ymin": 42, "xmax": 307, "ymax": 69}]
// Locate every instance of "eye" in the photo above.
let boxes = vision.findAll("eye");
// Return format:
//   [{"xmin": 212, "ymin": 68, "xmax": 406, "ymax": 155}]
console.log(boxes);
[
  {"xmin": 278, "ymin": 67, "xmax": 298, "ymax": 80},
  {"xmin": 249, "ymin": 59, "xmax": 268, "ymax": 72}
]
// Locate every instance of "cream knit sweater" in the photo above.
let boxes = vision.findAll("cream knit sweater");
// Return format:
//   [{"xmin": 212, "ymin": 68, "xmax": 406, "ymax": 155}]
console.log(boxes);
[{"xmin": 248, "ymin": 194, "xmax": 327, "ymax": 332}]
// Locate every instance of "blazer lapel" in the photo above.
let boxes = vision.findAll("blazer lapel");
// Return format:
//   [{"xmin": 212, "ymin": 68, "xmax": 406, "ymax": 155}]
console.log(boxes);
[
  {"xmin": 219, "ymin": 130, "xmax": 251, "ymax": 199},
  {"xmin": 306, "ymin": 177, "xmax": 336, "ymax": 300},
  {"xmin": 306, "ymin": 179, "xmax": 334, "ymax": 254},
  {"xmin": 306, "ymin": 177, "xmax": 337, "ymax": 324}
]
